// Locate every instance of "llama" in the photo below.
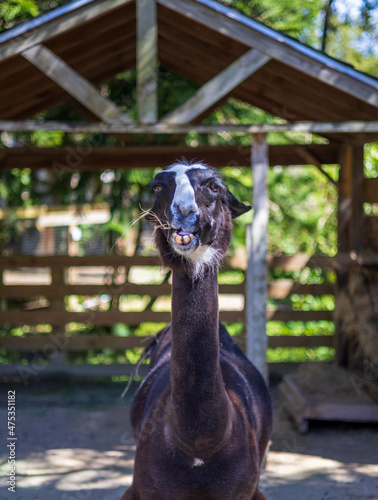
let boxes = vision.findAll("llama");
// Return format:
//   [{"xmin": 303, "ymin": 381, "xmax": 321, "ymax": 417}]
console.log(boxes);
[{"xmin": 121, "ymin": 161, "xmax": 272, "ymax": 500}]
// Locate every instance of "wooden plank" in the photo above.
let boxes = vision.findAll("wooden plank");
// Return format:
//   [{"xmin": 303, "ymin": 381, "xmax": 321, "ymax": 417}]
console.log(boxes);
[
  {"xmin": 158, "ymin": 17, "xmax": 245, "ymax": 68},
  {"xmin": 158, "ymin": 0, "xmax": 378, "ymax": 108},
  {"xmin": 0, "ymin": 253, "xmax": 337, "ymax": 271},
  {"xmin": 0, "ymin": 310, "xmax": 171, "ymax": 326},
  {"xmin": 268, "ymin": 335, "xmax": 334, "ymax": 348},
  {"xmin": 162, "ymin": 49, "xmax": 270, "ymax": 124},
  {"xmin": 0, "ymin": 255, "xmax": 162, "ymax": 268},
  {"xmin": 0, "ymin": 363, "xmax": 149, "ymax": 380},
  {"xmin": 333, "ymin": 252, "xmax": 378, "ymax": 267},
  {"xmin": 0, "ymin": 17, "xmax": 136, "ymax": 96},
  {"xmin": 269, "ymin": 310, "xmax": 333, "ymax": 322},
  {"xmin": 21, "ymin": 44, "xmax": 133, "ymax": 124},
  {"xmin": 305, "ymin": 402, "xmax": 378, "ymax": 421},
  {"xmin": 279, "ymin": 379, "xmax": 308, "ymax": 432},
  {"xmin": 365, "ymin": 178, "xmax": 378, "ymax": 204},
  {"xmin": 0, "ymin": 0, "xmax": 134, "ymax": 63},
  {"xmin": 261, "ymin": 60, "xmax": 378, "ymax": 122},
  {"xmin": 0, "ymin": 282, "xmax": 333, "ymax": 299},
  {"xmin": 0, "ymin": 144, "xmax": 340, "ymax": 171},
  {"xmin": 268, "ymin": 281, "xmax": 334, "ymax": 298},
  {"xmin": 246, "ymin": 134, "xmax": 269, "ymax": 380},
  {"xmin": 1, "ymin": 333, "xmax": 334, "ymax": 352},
  {"xmin": 283, "ymin": 375, "xmax": 378, "ymax": 424},
  {"xmin": 2, "ymin": 44, "xmax": 136, "ymax": 121},
  {"xmin": 267, "ymin": 253, "xmax": 311, "ymax": 271},
  {"xmin": 0, "ymin": 284, "xmax": 165, "ymax": 298},
  {"xmin": 0, "ymin": 282, "xmax": 246, "ymax": 298},
  {"xmin": 0, "ymin": 334, "xmax": 151, "ymax": 351},
  {"xmin": 137, "ymin": 0, "xmax": 158, "ymax": 123},
  {"xmin": 0, "ymin": 309, "xmax": 243, "ymax": 326}
]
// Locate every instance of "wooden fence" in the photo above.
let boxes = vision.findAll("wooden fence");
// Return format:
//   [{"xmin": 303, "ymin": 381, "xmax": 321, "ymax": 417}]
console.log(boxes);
[{"xmin": 0, "ymin": 254, "xmax": 335, "ymax": 379}]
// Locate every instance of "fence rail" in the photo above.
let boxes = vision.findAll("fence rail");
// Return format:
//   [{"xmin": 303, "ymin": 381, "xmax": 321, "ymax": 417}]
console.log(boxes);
[{"xmin": 0, "ymin": 253, "xmax": 336, "ymax": 379}]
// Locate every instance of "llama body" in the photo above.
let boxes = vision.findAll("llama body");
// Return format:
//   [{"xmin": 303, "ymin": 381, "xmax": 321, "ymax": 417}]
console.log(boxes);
[{"xmin": 121, "ymin": 162, "xmax": 272, "ymax": 500}]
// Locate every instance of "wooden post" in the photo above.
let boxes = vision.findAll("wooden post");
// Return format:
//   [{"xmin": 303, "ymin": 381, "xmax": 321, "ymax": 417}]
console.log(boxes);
[
  {"xmin": 246, "ymin": 134, "xmax": 269, "ymax": 381},
  {"xmin": 350, "ymin": 145, "xmax": 365, "ymax": 251},
  {"xmin": 337, "ymin": 144, "xmax": 352, "ymax": 253},
  {"xmin": 335, "ymin": 143, "xmax": 366, "ymax": 368},
  {"xmin": 137, "ymin": 0, "xmax": 158, "ymax": 124},
  {"xmin": 50, "ymin": 267, "xmax": 67, "ymax": 365},
  {"xmin": 335, "ymin": 144, "xmax": 352, "ymax": 366}
]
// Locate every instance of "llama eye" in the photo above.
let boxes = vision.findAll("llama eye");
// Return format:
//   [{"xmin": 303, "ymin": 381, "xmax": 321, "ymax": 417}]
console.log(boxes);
[
  {"xmin": 209, "ymin": 183, "xmax": 220, "ymax": 193},
  {"xmin": 153, "ymin": 185, "xmax": 163, "ymax": 193}
]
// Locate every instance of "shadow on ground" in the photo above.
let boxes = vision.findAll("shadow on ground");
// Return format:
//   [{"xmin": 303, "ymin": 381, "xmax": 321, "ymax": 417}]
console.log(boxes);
[{"xmin": 0, "ymin": 381, "xmax": 377, "ymax": 500}]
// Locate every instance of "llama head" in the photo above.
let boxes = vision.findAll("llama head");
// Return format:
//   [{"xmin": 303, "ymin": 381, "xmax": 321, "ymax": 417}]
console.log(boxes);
[{"xmin": 149, "ymin": 160, "xmax": 251, "ymax": 277}]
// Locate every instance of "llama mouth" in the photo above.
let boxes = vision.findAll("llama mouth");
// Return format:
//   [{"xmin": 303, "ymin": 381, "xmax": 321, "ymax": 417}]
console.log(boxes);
[
  {"xmin": 170, "ymin": 231, "xmax": 200, "ymax": 253},
  {"xmin": 172, "ymin": 232, "xmax": 195, "ymax": 246}
]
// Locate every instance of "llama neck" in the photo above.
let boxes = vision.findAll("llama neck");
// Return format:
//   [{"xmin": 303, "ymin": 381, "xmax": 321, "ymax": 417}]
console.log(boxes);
[{"xmin": 169, "ymin": 268, "xmax": 230, "ymax": 452}]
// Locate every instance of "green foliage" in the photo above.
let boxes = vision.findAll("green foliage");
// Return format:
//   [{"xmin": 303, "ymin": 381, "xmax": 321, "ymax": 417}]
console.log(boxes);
[
  {"xmin": 221, "ymin": 0, "xmax": 324, "ymax": 41},
  {"xmin": 267, "ymin": 346, "xmax": 335, "ymax": 363},
  {"xmin": 268, "ymin": 166, "xmax": 338, "ymax": 255},
  {"xmin": 0, "ymin": 0, "xmax": 67, "ymax": 32}
]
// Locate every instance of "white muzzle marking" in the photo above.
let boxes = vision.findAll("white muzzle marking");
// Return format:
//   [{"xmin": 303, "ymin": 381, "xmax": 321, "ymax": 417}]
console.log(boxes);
[{"xmin": 167, "ymin": 163, "xmax": 206, "ymax": 217}]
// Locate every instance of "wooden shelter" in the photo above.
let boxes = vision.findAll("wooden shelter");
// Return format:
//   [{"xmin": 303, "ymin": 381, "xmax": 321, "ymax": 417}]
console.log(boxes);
[{"xmin": 0, "ymin": 0, "xmax": 378, "ymax": 381}]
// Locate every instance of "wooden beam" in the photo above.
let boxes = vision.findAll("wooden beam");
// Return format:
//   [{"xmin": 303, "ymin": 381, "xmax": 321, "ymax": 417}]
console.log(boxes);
[
  {"xmin": 158, "ymin": 0, "xmax": 378, "ymax": 108},
  {"xmin": 0, "ymin": 0, "xmax": 134, "ymax": 64},
  {"xmin": 0, "ymin": 144, "xmax": 340, "ymax": 172},
  {"xmin": 1, "ymin": 120, "xmax": 378, "ymax": 136},
  {"xmin": 21, "ymin": 44, "xmax": 133, "ymax": 124},
  {"xmin": 246, "ymin": 134, "xmax": 269, "ymax": 380},
  {"xmin": 161, "ymin": 49, "xmax": 270, "ymax": 124},
  {"xmin": 137, "ymin": 0, "xmax": 158, "ymax": 123}
]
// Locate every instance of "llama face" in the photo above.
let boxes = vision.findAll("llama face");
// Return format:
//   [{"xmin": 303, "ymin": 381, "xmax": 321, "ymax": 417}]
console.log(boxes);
[{"xmin": 150, "ymin": 161, "xmax": 251, "ymax": 274}]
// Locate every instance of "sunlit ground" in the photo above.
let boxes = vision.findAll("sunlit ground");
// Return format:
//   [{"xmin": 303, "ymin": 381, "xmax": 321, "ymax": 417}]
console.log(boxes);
[{"xmin": 0, "ymin": 385, "xmax": 377, "ymax": 500}]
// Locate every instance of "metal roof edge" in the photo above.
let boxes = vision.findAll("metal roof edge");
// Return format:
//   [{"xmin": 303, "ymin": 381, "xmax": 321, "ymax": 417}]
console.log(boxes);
[
  {"xmin": 0, "ymin": 0, "xmax": 95, "ymax": 45},
  {"xmin": 196, "ymin": 0, "xmax": 378, "ymax": 91}
]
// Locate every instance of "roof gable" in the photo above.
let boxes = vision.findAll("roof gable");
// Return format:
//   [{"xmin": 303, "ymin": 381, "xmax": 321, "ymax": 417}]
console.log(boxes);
[{"xmin": 0, "ymin": 0, "xmax": 377, "ymax": 133}]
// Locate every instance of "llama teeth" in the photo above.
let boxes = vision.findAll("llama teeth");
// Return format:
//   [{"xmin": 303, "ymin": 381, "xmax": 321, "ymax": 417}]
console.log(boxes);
[
  {"xmin": 173, "ymin": 232, "xmax": 194, "ymax": 246},
  {"xmin": 174, "ymin": 234, "xmax": 183, "ymax": 245}
]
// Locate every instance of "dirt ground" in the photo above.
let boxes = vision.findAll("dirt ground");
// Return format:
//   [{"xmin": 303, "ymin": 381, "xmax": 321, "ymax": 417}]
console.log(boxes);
[{"xmin": 0, "ymin": 380, "xmax": 377, "ymax": 500}]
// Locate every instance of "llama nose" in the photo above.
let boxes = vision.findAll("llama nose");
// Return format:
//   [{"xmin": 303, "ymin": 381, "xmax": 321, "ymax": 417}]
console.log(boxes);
[{"xmin": 175, "ymin": 202, "xmax": 198, "ymax": 218}]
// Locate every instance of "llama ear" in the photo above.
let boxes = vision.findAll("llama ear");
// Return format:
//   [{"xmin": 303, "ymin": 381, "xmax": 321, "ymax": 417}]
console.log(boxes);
[{"xmin": 224, "ymin": 190, "xmax": 252, "ymax": 219}]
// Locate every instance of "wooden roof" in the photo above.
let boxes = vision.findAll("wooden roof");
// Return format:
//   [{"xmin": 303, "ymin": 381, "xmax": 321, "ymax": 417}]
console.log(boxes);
[{"xmin": 0, "ymin": 0, "xmax": 378, "ymax": 141}]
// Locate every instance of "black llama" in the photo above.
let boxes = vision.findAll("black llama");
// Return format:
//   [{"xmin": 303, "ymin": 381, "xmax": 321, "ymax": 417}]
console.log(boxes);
[{"xmin": 121, "ymin": 161, "xmax": 272, "ymax": 500}]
